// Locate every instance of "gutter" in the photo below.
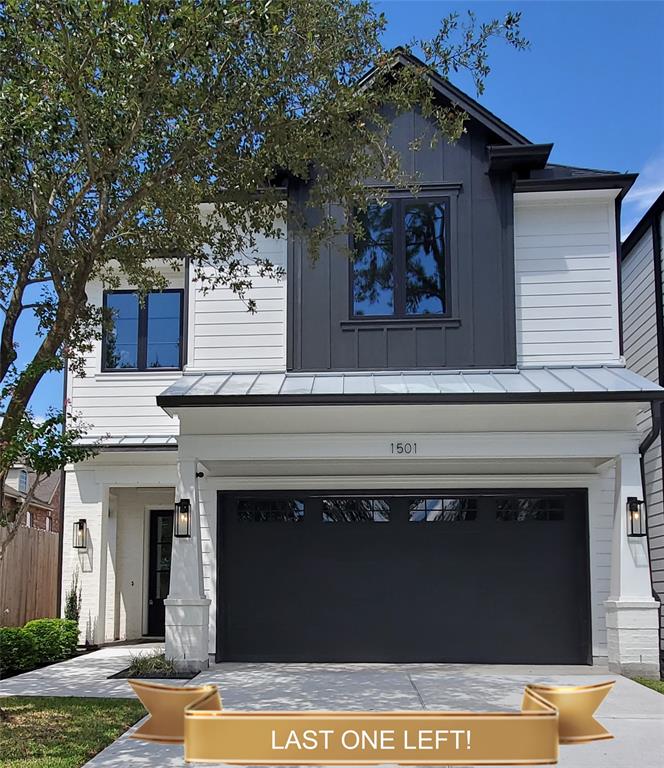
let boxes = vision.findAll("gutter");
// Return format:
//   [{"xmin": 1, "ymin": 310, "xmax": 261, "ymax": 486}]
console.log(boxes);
[{"xmin": 157, "ymin": 389, "xmax": 664, "ymax": 410}]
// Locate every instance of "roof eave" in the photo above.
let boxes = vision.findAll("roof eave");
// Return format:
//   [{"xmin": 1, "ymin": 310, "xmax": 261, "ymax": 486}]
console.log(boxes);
[
  {"xmin": 488, "ymin": 143, "xmax": 553, "ymax": 172},
  {"xmin": 157, "ymin": 390, "xmax": 664, "ymax": 409},
  {"xmin": 514, "ymin": 173, "xmax": 637, "ymax": 199}
]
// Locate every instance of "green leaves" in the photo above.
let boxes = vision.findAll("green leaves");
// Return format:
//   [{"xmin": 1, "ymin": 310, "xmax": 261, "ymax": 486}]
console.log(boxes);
[
  {"xmin": 0, "ymin": 405, "xmax": 98, "ymax": 478},
  {"xmin": 0, "ymin": 0, "xmax": 527, "ymax": 502}
]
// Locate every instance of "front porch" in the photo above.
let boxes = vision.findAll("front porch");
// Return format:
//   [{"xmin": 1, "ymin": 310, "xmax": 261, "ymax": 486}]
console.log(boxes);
[{"xmin": 61, "ymin": 398, "xmax": 662, "ymax": 677}]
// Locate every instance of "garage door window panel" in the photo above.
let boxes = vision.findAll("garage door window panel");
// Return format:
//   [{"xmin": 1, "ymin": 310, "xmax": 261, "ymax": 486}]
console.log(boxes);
[
  {"xmin": 237, "ymin": 498, "xmax": 305, "ymax": 522},
  {"xmin": 322, "ymin": 498, "xmax": 391, "ymax": 522},
  {"xmin": 496, "ymin": 497, "xmax": 565, "ymax": 522},
  {"xmin": 409, "ymin": 497, "xmax": 478, "ymax": 522}
]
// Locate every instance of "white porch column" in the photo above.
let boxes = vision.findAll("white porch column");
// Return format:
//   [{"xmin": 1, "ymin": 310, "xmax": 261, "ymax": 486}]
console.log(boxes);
[
  {"xmin": 164, "ymin": 459, "xmax": 210, "ymax": 671},
  {"xmin": 605, "ymin": 453, "xmax": 660, "ymax": 676}
]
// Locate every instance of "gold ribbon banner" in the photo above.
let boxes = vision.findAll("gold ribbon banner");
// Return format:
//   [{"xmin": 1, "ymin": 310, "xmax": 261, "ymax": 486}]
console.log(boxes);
[{"xmin": 129, "ymin": 679, "xmax": 614, "ymax": 766}]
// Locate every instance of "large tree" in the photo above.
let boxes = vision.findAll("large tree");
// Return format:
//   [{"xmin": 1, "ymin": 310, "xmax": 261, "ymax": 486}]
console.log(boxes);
[{"xmin": 0, "ymin": 0, "xmax": 527, "ymax": 550}]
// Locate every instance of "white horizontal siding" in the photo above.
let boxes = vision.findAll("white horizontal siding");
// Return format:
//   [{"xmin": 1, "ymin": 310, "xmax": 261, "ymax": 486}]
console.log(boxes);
[
  {"xmin": 69, "ymin": 223, "xmax": 287, "ymax": 437},
  {"xmin": 514, "ymin": 194, "xmax": 621, "ymax": 365},
  {"xmin": 190, "ymin": 228, "xmax": 287, "ymax": 372},
  {"xmin": 68, "ymin": 264, "xmax": 183, "ymax": 438}
]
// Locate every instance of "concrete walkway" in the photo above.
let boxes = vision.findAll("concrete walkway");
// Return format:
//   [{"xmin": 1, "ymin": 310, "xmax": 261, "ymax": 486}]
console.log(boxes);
[
  {"xmin": 0, "ymin": 642, "xmax": 179, "ymax": 697},
  {"xmin": 2, "ymin": 649, "xmax": 663, "ymax": 767}
]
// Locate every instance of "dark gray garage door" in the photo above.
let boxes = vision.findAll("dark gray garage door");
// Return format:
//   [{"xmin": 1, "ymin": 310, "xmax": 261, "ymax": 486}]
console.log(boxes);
[{"xmin": 217, "ymin": 490, "xmax": 590, "ymax": 663}]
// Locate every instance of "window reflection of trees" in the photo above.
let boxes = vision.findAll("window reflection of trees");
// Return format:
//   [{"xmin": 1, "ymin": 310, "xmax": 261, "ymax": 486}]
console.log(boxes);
[
  {"xmin": 323, "ymin": 498, "xmax": 390, "ymax": 522},
  {"xmin": 352, "ymin": 200, "xmax": 446, "ymax": 316},
  {"xmin": 409, "ymin": 497, "xmax": 476, "ymax": 522},
  {"xmin": 496, "ymin": 498, "xmax": 565, "ymax": 522},
  {"xmin": 237, "ymin": 499, "xmax": 305, "ymax": 522},
  {"xmin": 353, "ymin": 203, "xmax": 394, "ymax": 315},
  {"xmin": 404, "ymin": 202, "xmax": 446, "ymax": 315}
]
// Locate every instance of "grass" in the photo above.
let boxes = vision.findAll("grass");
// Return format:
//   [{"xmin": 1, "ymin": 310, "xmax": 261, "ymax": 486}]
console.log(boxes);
[
  {"xmin": 126, "ymin": 650, "xmax": 177, "ymax": 677},
  {"xmin": 632, "ymin": 677, "xmax": 664, "ymax": 695},
  {"xmin": 0, "ymin": 696, "xmax": 146, "ymax": 768}
]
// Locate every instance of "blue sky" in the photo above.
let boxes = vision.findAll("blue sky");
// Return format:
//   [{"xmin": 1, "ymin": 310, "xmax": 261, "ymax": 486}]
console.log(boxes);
[
  {"xmin": 376, "ymin": 0, "xmax": 664, "ymax": 231},
  {"xmin": 13, "ymin": 0, "xmax": 664, "ymax": 416}
]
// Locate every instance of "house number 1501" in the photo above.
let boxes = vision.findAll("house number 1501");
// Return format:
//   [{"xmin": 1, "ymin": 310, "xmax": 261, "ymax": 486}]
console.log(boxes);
[{"xmin": 390, "ymin": 441, "xmax": 417, "ymax": 455}]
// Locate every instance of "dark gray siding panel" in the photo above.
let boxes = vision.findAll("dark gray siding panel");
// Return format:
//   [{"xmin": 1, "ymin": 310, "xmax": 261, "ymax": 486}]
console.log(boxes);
[{"xmin": 288, "ymin": 112, "xmax": 517, "ymax": 371}]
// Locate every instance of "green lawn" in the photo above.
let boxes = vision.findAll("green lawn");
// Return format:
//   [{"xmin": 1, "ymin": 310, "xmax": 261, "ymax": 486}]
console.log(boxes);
[
  {"xmin": 632, "ymin": 677, "xmax": 664, "ymax": 695},
  {"xmin": 0, "ymin": 696, "xmax": 146, "ymax": 768}
]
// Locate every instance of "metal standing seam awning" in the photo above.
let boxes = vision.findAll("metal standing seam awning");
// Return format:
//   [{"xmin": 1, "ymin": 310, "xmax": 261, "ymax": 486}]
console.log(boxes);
[
  {"xmin": 75, "ymin": 434, "xmax": 178, "ymax": 450},
  {"xmin": 156, "ymin": 365, "xmax": 664, "ymax": 410}
]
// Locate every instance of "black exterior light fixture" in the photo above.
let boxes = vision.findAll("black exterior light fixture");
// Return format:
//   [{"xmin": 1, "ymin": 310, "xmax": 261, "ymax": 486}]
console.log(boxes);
[
  {"xmin": 174, "ymin": 498, "xmax": 192, "ymax": 538},
  {"xmin": 627, "ymin": 496, "xmax": 646, "ymax": 537},
  {"xmin": 73, "ymin": 519, "xmax": 87, "ymax": 549}
]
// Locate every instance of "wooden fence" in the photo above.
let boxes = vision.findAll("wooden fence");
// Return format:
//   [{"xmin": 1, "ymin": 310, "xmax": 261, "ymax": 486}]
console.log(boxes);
[{"xmin": 0, "ymin": 526, "xmax": 60, "ymax": 627}]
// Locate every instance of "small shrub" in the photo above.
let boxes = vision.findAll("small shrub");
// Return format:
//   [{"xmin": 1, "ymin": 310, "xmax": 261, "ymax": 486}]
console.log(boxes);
[
  {"xmin": 0, "ymin": 626, "xmax": 38, "ymax": 676},
  {"xmin": 127, "ymin": 650, "xmax": 176, "ymax": 677},
  {"xmin": 64, "ymin": 569, "xmax": 82, "ymax": 624},
  {"xmin": 22, "ymin": 618, "xmax": 79, "ymax": 664}
]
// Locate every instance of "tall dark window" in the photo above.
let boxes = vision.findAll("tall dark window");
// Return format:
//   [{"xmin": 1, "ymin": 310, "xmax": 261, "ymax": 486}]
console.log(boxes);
[
  {"xmin": 352, "ymin": 198, "xmax": 448, "ymax": 317},
  {"xmin": 103, "ymin": 290, "xmax": 183, "ymax": 371}
]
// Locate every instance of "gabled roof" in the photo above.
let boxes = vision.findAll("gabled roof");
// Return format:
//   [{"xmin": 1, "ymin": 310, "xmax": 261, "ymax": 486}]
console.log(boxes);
[
  {"xmin": 27, "ymin": 471, "xmax": 61, "ymax": 506},
  {"xmin": 358, "ymin": 49, "xmax": 634, "ymax": 197},
  {"xmin": 358, "ymin": 47, "xmax": 531, "ymax": 146}
]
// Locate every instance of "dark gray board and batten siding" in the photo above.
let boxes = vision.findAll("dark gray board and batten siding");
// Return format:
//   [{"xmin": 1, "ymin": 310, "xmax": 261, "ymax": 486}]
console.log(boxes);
[{"xmin": 287, "ymin": 110, "xmax": 517, "ymax": 371}]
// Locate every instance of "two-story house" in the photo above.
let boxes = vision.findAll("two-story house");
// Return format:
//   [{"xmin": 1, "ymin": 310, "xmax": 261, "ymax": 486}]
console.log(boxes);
[
  {"xmin": 61, "ymin": 51, "xmax": 662, "ymax": 676},
  {"xmin": 621, "ymin": 190, "xmax": 664, "ymax": 678}
]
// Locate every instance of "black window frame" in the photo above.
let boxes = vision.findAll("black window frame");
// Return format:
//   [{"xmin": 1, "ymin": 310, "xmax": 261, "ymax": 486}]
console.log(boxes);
[
  {"xmin": 350, "ymin": 196, "xmax": 451, "ymax": 320},
  {"xmin": 101, "ymin": 288, "xmax": 184, "ymax": 373}
]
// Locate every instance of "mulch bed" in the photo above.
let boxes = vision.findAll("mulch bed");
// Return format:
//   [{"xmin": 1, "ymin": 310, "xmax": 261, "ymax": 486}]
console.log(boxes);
[{"xmin": 108, "ymin": 668, "xmax": 194, "ymax": 680}]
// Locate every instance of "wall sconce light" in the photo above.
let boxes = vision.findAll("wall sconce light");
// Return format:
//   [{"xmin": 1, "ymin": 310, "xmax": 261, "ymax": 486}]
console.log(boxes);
[
  {"xmin": 174, "ymin": 499, "xmax": 191, "ymax": 538},
  {"xmin": 73, "ymin": 519, "xmax": 87, "ymax": 549},
  {"xmin": 627, "ymin": 497, "xmax": 646, "ymax": 537}
]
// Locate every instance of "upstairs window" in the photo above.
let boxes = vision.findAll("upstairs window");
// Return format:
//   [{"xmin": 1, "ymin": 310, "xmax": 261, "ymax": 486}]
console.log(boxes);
[
  {"xmin": 352, "ymin": 198, "xmax": 448, "ymax": 317},
  {"xmin": 18, "ymin": 470, "xmax": 28, "ymax": 494},
  {"xmin": 102, "ymin": 290, "xmax": 183, "ymax": 371}
]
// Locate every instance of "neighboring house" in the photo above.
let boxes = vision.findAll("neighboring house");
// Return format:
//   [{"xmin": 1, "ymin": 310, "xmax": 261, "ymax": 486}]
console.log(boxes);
[
  {"xmin": 1, "ymin": 466, "xmax": 62, "ymax": 627},
  {"xmin": 3, "ymin": 465, "xmax": 61, "ymax": 532},
  {"xmin": 61, "ymin": 51, "xmax": 663, "ymax": 675},
  {"xmin": 621, "ymin": 190, "xmax": 664, "ymax": 677}
]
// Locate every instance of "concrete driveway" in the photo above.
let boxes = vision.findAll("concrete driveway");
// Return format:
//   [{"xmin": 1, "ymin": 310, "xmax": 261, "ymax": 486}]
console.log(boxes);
[{"xmin": 79, "ymin": 660, "xmax": 664, "ymax": 768}]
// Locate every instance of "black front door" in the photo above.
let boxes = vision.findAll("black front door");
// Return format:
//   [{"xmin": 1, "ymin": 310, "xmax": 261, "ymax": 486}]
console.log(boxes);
[
  {"xmin": 147, "ymin": 509, "xmax": 173, "ymax": 637},
  {"xmin": 217, "ymin": 490, "xmax": 590, "ymax": 663}
]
